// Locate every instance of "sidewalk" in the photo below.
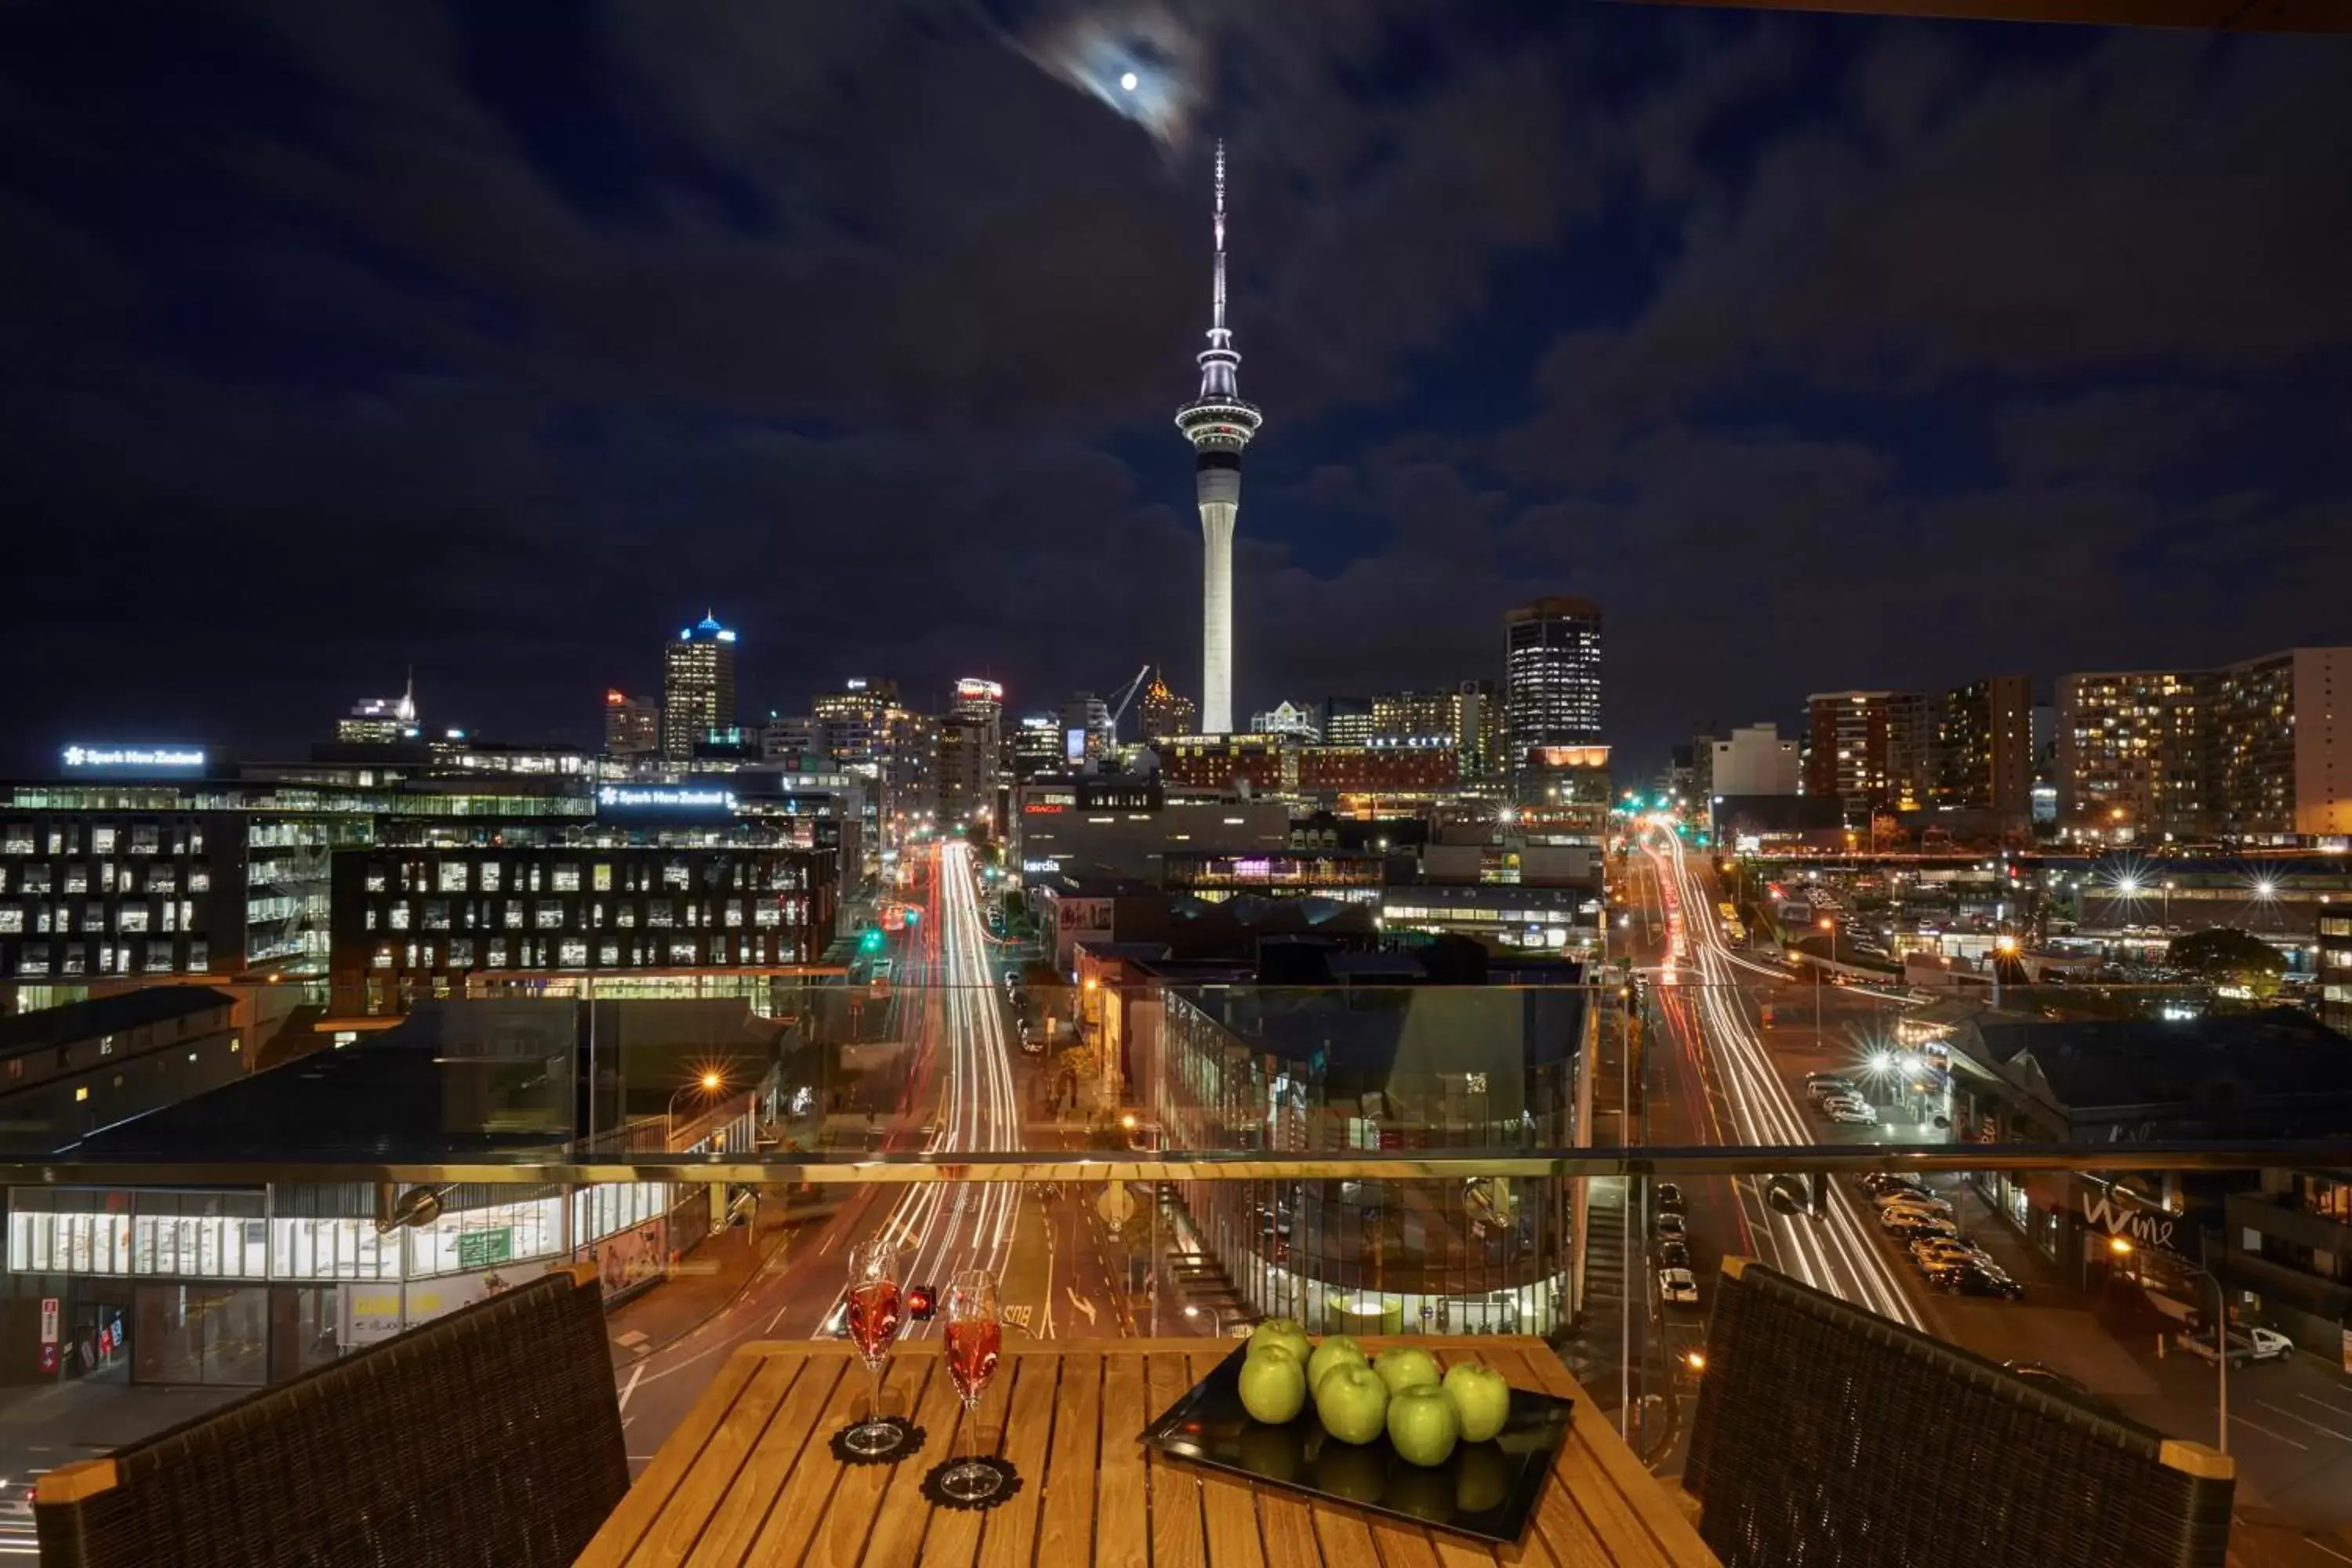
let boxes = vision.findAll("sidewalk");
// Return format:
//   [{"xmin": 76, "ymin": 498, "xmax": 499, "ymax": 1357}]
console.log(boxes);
[{"xmin": 604, "ymin": 1203, "xmax": 797, "ymax": 1362}]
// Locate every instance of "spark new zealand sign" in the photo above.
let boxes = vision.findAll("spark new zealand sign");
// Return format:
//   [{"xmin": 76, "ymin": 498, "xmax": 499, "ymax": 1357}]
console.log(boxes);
[
  {"xmin": 61, "ymin": 745, "xmax": 207, "ymax": 772},
  {"xmin": 596, "ymin": 785, "xmax": 736, "ymax": 812}
]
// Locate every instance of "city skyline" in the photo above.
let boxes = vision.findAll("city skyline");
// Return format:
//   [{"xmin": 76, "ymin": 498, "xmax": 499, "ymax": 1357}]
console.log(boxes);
[{"xmin": 3, "ymin": 6, "xmax": 2348, "ymax": 776}]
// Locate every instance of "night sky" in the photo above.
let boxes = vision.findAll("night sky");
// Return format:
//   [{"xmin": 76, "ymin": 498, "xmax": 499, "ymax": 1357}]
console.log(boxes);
[{"xmin": 5, "ymin": 2, "xmax": 2348, "ymax": 776}]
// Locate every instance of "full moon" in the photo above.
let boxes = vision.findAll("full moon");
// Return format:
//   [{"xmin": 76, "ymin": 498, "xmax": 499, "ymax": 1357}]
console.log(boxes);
[{"xmin": 1119, "ymin": 71, "xmax": 1138, "ymax": 92}]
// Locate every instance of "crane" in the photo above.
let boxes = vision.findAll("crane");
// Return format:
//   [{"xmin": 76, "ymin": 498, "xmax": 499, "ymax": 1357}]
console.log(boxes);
[{"xmin": 1105, "ymin": 663, "xmax": 1153, "ymax": 741}]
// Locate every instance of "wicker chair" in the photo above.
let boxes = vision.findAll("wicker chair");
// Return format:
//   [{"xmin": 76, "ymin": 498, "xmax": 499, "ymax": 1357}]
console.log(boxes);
[
  {"xmin": 34, "ymin": 1262, "xmax": 629, "ymax": 1568},
  {"xmin": 1685, "ymin": 1258, "xmax": 2234, "ymax": 1568}
]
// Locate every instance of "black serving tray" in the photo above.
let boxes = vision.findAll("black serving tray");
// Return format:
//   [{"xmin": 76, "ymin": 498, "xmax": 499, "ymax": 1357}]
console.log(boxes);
[{"xmin": 1138, "ymin": 1345, "xmax": 1571, "ymax": 1544}]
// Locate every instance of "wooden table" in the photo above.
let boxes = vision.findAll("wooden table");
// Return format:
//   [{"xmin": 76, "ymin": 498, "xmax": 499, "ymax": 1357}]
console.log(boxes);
[{"xmin": 578, "ymin": 1336, "xmax": 1719, "ymax": 1567}]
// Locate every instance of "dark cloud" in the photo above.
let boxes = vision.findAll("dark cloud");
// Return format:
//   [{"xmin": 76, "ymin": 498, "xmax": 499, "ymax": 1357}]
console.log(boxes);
[{"xmin": 1, "ymin": 2, "xmax": 2347, "ymax": 771}]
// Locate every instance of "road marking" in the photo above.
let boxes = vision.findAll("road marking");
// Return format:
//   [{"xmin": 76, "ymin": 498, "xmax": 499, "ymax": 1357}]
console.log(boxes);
[
  {"xmin": 767, "ymin": 1301, "xmax": 793, "ymax": 1334},
  {"xmin": 617, "ymin": 1363, "xmax": 645, "ymax": 1413},
  {"xmin": 1067, "ymin": 1287, "xmax": 1098, "ymax": 1325},
  {"xmin": 2300, "ymin": 1535, "xmax": 2352, "ymax": 1565},
  {"xmin": 2257, "ymin": 1399, "xmax": 2352, "ymax": 1443},
  {"xmin": 2295, "ymin": 1390, "xmax": 2352, "ymax": 1417},
  {"xmin": 2230, "ymin": 1412, "xmax": 2310, "ymax": 1450}
]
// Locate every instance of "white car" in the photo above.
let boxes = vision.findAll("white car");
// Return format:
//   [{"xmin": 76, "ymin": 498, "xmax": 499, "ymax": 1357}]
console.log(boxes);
[
  {"xmin": 1654, "ymin": 1213, "xmax": 1689, "ymax": 1243},
  {"xmin": 1824, "ymin": 1102, "xmax": 1877, "ymax": 1125},
  {"xmin": 1910, "ymin": 1239, "xmax": 1991, "ymax": 1270},
  {"xmin": 1657, "ymin": 1267, "xmax": 1700, "ymax": 1305},
  {"xmin": 1875, "ymin": 1192, "xmax": 1952, "ymax": 1218},
  {"xmin": 1879, "ymin": 1202, "xmax": 1951, "ymax": 1226}
]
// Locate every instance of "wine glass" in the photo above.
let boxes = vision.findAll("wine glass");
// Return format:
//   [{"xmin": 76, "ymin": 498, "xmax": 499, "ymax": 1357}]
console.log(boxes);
[
  {"xmin": 843, "ymin": 1237, "xmax": 907, "ymax": 1457},
  {"xmin": 938, "ymin": 1268, "xmax": 1005, "ymax": 1501}
]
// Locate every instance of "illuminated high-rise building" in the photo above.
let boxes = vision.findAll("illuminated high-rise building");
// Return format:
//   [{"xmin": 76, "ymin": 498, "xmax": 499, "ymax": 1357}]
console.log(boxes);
[
  {"xmin": 602, "ymin": 690, "xmax": 659, "ymax": 760},
  {"xmin": 1174, "ymin": 141, "xmax": 1263, "ymax": 735},
  {"xmin": 1504, "ymin": 597, "xmax": 1602, "ymax": 778},
  {"xmin": 1138, "ymin": 669, "xmax": 1196, "ymax": 742},
  {"xmin": 661, "ymin": 613, "xmax": 738, "ymax": 760}
]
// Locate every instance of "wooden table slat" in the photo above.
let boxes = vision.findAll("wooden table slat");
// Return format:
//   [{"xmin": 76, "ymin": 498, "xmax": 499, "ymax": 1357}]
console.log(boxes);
[
  {"xmin": 1036, "ymin": 1352, "xmax": 1105, "ymax": 1566},
  {"xmin": 977, "ymin": 1353, "xmax": 1059, "ymax": 1568},
  {"xmin": 683, "ymin": 1354, "xmax": 848, "ymax": 1568},
  {"xmin": 574, "ymin": 1341, "xmax": 767, "ymax": 1568},
  {"xmin": 735, "ymin": 1348, "xmax": 887, "ymax": 1565},
  {"xmin": 862, "ymin": 1356, "xmax": 967, "ymax": 1566},
  {"xmin": 579, "ymin": 1338, "xmax": 1717, "ymax": 1568},
  {"xmin": 1146, "ymin": 1351, "xmax": 1210, "ymax": 1568}
]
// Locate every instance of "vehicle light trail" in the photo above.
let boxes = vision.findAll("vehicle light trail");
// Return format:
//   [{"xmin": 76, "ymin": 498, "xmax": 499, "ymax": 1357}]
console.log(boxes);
[{"xmin": 1645, "ymin": 827, "xmax": 1925, "ymax": 1330}]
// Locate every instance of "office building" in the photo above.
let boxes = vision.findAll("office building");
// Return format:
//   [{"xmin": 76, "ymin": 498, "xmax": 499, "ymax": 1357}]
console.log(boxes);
[
  {"xmin": 1157, "ymin": 733, "xmax": 1297, "ymax": 795},
  {"xmin": 1936, "ymin": 676, "xmax": 2034, "ymax": 821},
  {"xmin": 660, "ymin": 615, "xmax": 738, "ymax": 761},
  {"xmin": 1137, "ymin": 671, "xmax": 1196, "ymax": 743},
  {"xmin": 2055, "ymin": 670, "xmax": 2203, "ymax": 840},
  {"xmin": 1173, "ymin": 142, "xmax": 1263, "ymax": 735},
  {"xmin": 1709, "ymin": 724, "xmax": 1801, "ymax": 797},
  {"xmin": 1371, "ymin": 691, "xmax": 1457, "ymax": 746},
  {"xmin": 2323, "ymin": 910, "xmax": 2352, "ymax": 1036},
  {"xmin": 1250, "ymin": 701, "xmax": 1320, "ymax": 744},
  {"xmin": 1011, "ymin": 777, "xmax": 1288, "ymax": 884},
  {"xmin": 601, "ymin": 692, "xmax": 659, "ymax": 761},
  {"xmin": 1297, "ymin": 744, "xmax": 1460, "ymax": 797},
  {"xmin": 1321, "ymin": 698, "xmax": 1373, "ymax": 749},
  {"xmin": 1504, "ymin": 598, "xmax": 1603, "ymax": 789},
  {"xmin": 328, "ymin": 843, "xmax": 836, "ymax": 1016},
  {"xmin": 1058, "ymin": 693, "xmax": 1116, "ymax": 764},
  {"xmin": 2208, "ymin": 648, "xmax": 2352, "ymax": 841},
  {"xmin": 879, "ymin": 710, "xmax": 936, "ymax": 840},
  {"xmin": 935, "ymin": 715, "xmax": 998, "ymax": 829},
  {"xmin": 337, "ymin": 679, "xmax": 418, "ymax": 746},
  {"xmin": 1011, "ymin": 714, "xmax": 1065, "ymax": 781},
  {"xmin": 808, "ymin": 678, "xmax": 895, "ymax": 769}
]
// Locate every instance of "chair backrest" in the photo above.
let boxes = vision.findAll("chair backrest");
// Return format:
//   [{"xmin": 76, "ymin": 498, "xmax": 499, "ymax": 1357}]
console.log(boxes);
[
  {"xmin": 1684, "ymin": 1258, "xmax": 2233, "ymax": 1568},
  {"xmin": 35, "ymin": 1263, "xmax": 629, "ymax": 1568}
]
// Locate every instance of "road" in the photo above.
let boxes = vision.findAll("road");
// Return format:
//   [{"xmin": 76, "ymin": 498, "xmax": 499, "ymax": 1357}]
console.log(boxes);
[{"xmin": 1639, "ymin": 825, "xmax": 1926, "ymax": 1331}]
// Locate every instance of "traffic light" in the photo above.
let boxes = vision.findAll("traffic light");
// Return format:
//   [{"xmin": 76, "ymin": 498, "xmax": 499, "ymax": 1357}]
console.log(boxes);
[
  {"xmin": 858, "ymin": 928, "xmax": 884, "ymax": 954},
  {"xmin": 905, "ymin": 909, "xmax": 920, "ymax": 925},
  {"xmin": 905, "ymin": 1283, "xmax": 937, "ymax": 1321}
]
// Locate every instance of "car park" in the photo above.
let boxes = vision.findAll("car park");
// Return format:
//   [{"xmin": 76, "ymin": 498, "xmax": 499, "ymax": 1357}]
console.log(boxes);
[{"xmin": 1658, "ymin": 1267, "xmax": 1700, "ymax": 1305}]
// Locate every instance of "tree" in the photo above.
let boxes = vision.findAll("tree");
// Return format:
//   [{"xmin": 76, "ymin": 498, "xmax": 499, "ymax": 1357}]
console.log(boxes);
[{"xmin": 2169, "ymin": 927, "xmax": 2286, "ymax": 1000}]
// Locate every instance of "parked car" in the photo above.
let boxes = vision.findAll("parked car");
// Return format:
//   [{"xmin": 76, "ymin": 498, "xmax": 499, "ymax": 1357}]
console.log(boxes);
[
  {"xmin": 1874, "ymin": 1192, "xmax": 1952, "ymax": 1218},
  {"xmin": 2178, "ymin": 1327, "xmax": 2295, "ymax": 1365},
  {"xmin": 1878, "ymin": 1203, "xmax": 1948, "ymax": 1229},
  {"xmin": 1824, "ymin": 1102, "xmax": 1878, "ymax": 1125},
  {"xmin": 1886, "ymin": 1216, "xmax": 1959, "ymax": 1243},
  {"xmin": 1927, "ymin": 1263, "xmax": 2024, "ymax": 1300},
  {"xmin": 1806, "ymin": 1080, "xmax": 1859, "ymax": 1102},
  {"xmin": 1655, "ymin": 1182, "xmax": 1686, "ymax": 1214},
  {"xmin": 1657, "ymin": 1267, "xmax": 1700, "ymax": 1306},
  {"xmin": 1909, "ymin": 1239, "xmax": 1991, "ymax": 1271},
  {"xmin": 1654, "ymin": 1212, "xmax": 1689, "ymax": 1243},
  {"xmin": 1859, "ymin": 1173, "xmax": 1929, "ymax": 1199},
  {"xmin": 1657, "ymin": 1240, "xmax": 1693, "ymax": 1272}
]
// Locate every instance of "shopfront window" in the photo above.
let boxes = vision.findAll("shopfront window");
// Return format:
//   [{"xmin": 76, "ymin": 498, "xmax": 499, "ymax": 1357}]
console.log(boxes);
[
  {"xmin": 267, "ymin": 1217, "xmax": 397, "ymax": 1281},
  {"xmin": 407, "ymin": 1196, "xmax": 563, "ymax": 1279}
]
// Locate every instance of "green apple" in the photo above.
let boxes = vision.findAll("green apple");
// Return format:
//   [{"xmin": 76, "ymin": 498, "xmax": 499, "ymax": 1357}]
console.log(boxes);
[
  {"xmin": 1312, "ymin": 1362, "xmax": 1390, "ymax": 1445},
  {"xmin": 1454, "ymin": 1442, "xmax": 1512, "ymax": 1514},
  {"xmin": 1385, "ymin": 1457, "xmax": 1454, "ymax": 1521},
  {"xmin": 1440, "ymin": 1361, "xmax": 1512, "ymax": 1443},
  {"xmin": 1237, "ymin": 1343, "xmax": 1308, "ymax": 1424},
  {"xmin": 1308, "ymin": 1334, "xmax": 1369, "ymax": 1393},
  {"xmin": 1385, "ymin": 1384, "xmax": 1461, "ymax": 1468},
  {"xmin": 1314, "ymin": 1440, "xmax": 1387, "ymax": 1505},
  {"xmin": 1372, "ymin": 1345, "xmax": 1442, "ymax": 1398},
  {"xmin": 1247, "ymin": 1316, "xmax": 1312, "ymax": 1367}
]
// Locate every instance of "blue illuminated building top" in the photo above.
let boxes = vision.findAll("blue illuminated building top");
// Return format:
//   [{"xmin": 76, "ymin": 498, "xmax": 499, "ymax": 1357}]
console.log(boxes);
[{"xmin": 679, "ymin": 612, "xmax": 738, "ymax": 644}]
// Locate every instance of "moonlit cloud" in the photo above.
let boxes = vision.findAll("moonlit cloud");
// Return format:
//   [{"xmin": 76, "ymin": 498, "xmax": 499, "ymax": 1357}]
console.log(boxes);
[{"xmin": 1010, "ymin": 1, "xmax": 1206, "ymax": 146}]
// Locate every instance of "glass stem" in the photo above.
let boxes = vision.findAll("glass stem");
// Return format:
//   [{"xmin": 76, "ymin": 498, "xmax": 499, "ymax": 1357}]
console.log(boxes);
[{"xmin": 868, "ymin": 1359, "xmax": 883, "ymax": 1429}]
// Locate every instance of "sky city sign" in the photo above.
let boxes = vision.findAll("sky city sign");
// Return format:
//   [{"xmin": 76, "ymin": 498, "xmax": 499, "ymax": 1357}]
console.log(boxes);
[
  {"xmin": 61, "ymin": 745, "xmax": 207, "ymax": 771},
  {"xmin": 596, "ymin": 785, "xmax": 735, "ymax": 811}
]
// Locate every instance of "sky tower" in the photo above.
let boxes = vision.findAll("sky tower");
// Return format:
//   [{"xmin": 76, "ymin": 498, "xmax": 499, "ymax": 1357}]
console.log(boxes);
[{"xmin": 1174, "ymin": 140, "xmax": 1262, "ymax": 735}]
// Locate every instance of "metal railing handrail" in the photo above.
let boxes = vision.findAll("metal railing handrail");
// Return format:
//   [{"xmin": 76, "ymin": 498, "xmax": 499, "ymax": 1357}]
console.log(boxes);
[{"xmin": 2, "ymin": 1140, "xmax": 2345, "ymax": 1188}]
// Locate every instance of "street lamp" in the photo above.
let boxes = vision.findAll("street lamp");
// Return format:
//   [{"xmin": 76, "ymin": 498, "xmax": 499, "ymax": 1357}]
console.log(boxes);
[
  {"xmin": 2109, "ymin": 1236, "xmax": 2227, "ymax": 1454},
  {"xmin": 668, "ymin": 1069, "xmax": 725, "ymax": 1148},
  {"xmin": 1815, "ymin": 916, "xmax": 1836, "ymax": 1037},
  {"xmin": 1992, "ymin": 933, "xmax": 2018, "ymax": 1010}
]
